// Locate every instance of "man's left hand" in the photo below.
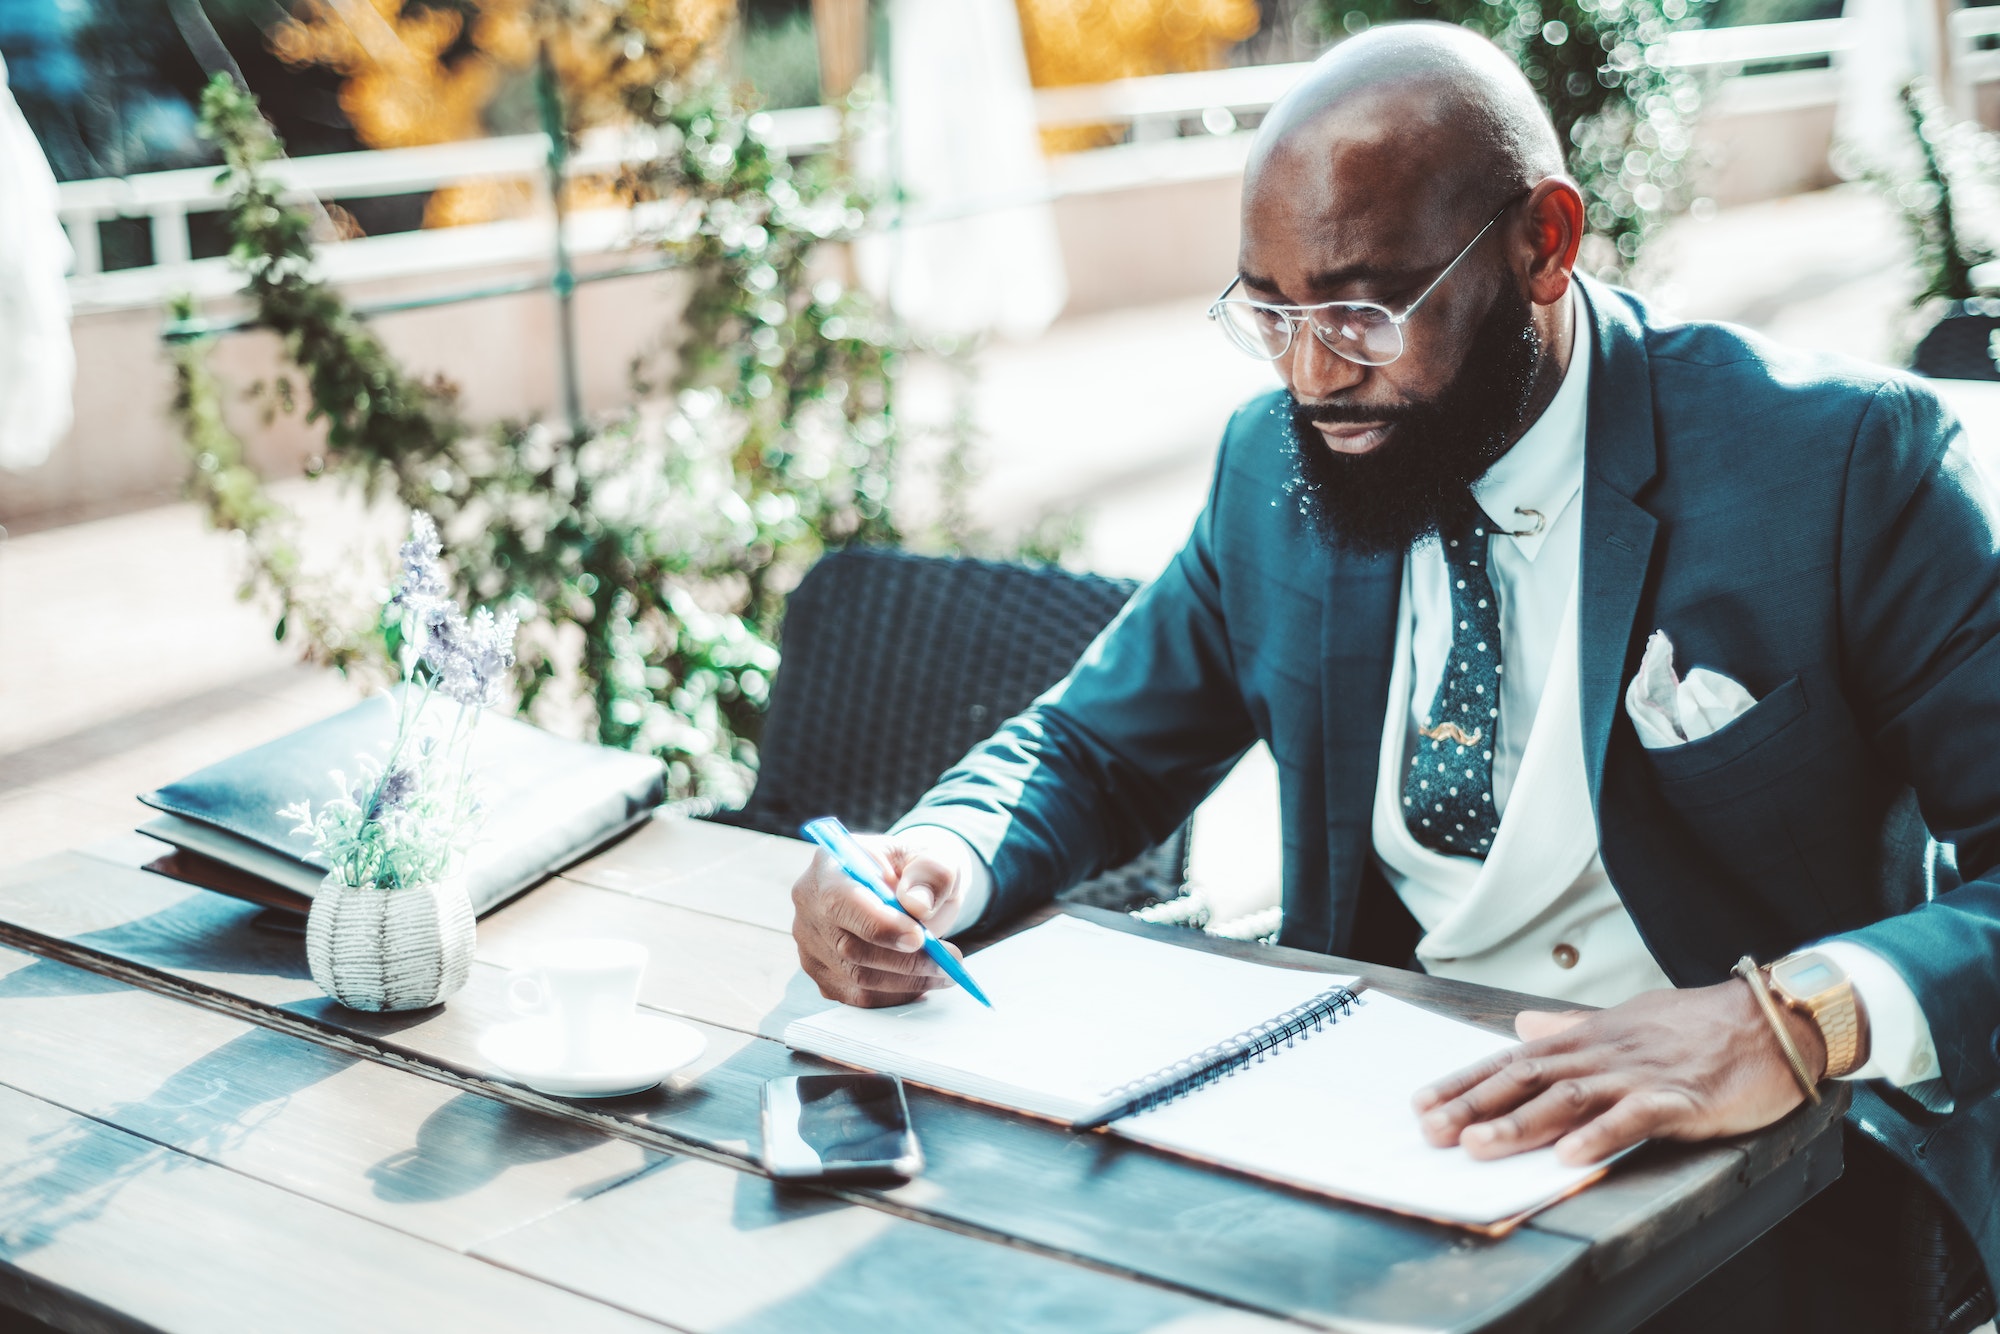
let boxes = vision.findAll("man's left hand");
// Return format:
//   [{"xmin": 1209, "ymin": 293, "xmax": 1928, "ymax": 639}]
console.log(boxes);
[{"xmin": 1411, "ymin": 978, "xmax": 1827, "ymax": 1165}]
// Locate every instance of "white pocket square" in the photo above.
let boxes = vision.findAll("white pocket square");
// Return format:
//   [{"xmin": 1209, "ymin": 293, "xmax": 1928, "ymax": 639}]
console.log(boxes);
[{"xmin": 1624, "ymin": 630, "xmax": 1757, "ymax": 750}]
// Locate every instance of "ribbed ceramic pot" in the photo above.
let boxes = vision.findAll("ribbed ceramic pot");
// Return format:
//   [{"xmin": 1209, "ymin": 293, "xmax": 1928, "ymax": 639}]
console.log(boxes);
[{"xmin": 305, "ymin": 873, "xmax": 475, "ymax": 1011}]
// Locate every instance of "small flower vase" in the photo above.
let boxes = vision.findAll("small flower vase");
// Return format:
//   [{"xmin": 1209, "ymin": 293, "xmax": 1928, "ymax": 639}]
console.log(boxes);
[{"xmin": 305, "ymin": 873, "xmax": 475, "ymax": 1011}]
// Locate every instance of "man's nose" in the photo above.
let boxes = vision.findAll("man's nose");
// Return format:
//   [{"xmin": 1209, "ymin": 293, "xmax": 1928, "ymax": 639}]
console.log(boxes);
[{"xmin": 1284, "ymin": 325, "xmax": 1367, "ymax": 401}]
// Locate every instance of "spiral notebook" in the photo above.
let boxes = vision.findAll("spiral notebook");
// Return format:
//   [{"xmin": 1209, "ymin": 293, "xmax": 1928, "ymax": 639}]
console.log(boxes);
[{"xmin": 783, "ymin": 916, "xmax": 1612, "ymax": 1230}]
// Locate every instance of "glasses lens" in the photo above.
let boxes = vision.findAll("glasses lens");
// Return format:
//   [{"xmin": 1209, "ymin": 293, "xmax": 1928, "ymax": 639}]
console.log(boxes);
[
  {"xmin": 1311, "ymin": 304, "xmax": 1403, "ymax": 366},
  {"xmin": 1214, "ymin": 300, "xmax": 1293, "ymax": 360}
]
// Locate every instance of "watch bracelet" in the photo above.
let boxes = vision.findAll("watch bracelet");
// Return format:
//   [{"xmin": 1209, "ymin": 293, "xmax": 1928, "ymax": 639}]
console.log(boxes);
[{"xmin": 1808, "ymin": 978, "xmax": 1862, "ymax": 1080}]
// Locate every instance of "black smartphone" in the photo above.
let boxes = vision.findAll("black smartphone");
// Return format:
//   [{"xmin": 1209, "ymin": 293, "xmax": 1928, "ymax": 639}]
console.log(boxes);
[{"xmin": 760, "ymin": 1073, "xmax": 924, "ymax": 1181}]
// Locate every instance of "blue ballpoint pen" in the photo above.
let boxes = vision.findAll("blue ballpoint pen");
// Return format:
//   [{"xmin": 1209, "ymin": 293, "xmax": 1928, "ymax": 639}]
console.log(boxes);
[{"xmin": 801, "ymin": 816, "xmax": 994, "ymax": 1008}]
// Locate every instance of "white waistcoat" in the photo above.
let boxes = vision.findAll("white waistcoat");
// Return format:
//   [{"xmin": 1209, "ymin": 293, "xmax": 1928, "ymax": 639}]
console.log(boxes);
[{"xmin": 1372, "ymin": 568, "xmax": 1674, "ymax": 1008}]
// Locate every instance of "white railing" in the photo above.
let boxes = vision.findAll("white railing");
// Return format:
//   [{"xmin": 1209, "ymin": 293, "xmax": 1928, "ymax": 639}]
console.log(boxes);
[
  {"xmin": 1032, "ymin": 62, "xmax": 1311, "ymax": 129},
  {"xmin": 53, "ymin": 19, "xmax": 1893, "ymax": 313},
  {"xmin": 1658, "ymin": 16, "xmax": 1853, "ymax": 69},
  {"xmin": 1953, "ymin": 5, "xmax": 2000, "ymax": 100},
  {"xmin": 57, "ymin": 107, "xmax": 838, "ymax": 289}
]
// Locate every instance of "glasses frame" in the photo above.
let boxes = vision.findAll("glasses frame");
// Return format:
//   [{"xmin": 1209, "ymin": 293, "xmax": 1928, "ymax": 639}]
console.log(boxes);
[{"xmin": 1207, "ymin": 189, "xmax": 1532, "ymax": 367}]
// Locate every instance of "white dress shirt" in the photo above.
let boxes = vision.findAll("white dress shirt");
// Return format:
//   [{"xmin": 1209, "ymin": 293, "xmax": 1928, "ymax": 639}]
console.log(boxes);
[{"xmin": 917, "ymin": 290, "xmax": 1939, "ymax": 1090}]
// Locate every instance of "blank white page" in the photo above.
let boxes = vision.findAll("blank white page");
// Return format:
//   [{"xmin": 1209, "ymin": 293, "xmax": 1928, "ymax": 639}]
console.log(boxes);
[
  {"xmin": 1117, "ymin": 992, "xmax": 1609, "ymax": 1227},
  {"xmin": 783, "ymin": 916, "xmax": 1349, "ymax": 1121}
]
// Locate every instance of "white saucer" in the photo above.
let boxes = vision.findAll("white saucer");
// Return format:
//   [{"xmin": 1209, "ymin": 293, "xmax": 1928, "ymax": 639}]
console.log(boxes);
[{"xmin": 477, "ymin": 1014, "xmax": 707, "ymax": 1098}]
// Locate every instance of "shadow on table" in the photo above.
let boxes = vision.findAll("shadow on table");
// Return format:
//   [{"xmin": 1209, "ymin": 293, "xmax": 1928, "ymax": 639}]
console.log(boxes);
[
  {"xmin": 367, "ymin": 1093, "xmax": 628, "ymax": 1205},
  {"xmin": 0, "ymin": 954, "xmax": 126, "ymax": 1003},
  {"xmin": 65, "ymin": 889, "xmax": 309, "ymax": 984},
  {"xmin": 32, "ymin": 886, "xmax": 452, "ymax": 1038},
  {"xmin": 0, "ymin": 1027, "xmax": 344, "ymax": 1257},
  {"xmin": 714, "ymin": 1171, "xmax": 1255, "ymax": 1333}
]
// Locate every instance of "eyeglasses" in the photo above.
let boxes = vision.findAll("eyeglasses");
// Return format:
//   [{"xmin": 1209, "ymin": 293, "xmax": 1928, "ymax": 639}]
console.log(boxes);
[{"xmin": 1208, "ymin": 191, "xmax": 1528, "ymax": 367}]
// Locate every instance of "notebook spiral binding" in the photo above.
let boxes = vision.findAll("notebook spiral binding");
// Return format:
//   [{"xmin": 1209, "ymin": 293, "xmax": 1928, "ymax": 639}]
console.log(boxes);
[{"xmin": 1087, "ymin": 984, "xmax": 1364, "ymax": 1126}]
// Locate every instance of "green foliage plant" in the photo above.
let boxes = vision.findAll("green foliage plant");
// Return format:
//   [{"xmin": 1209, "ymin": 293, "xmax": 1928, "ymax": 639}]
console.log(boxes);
[
  {"xmin": 168, "ymin": 292, "xmax": 377, "ymax": 671},
  {"xmin": 1306, "ymin": 0, "xmax": 1715, "ymax": 276},
  {"xmin": 1867, "ymin": 82, "xmax": 1999, "ymax": 308},
  {"xmin": 172, "ymin": 71, "xmax": 941, "ymax": 802}
]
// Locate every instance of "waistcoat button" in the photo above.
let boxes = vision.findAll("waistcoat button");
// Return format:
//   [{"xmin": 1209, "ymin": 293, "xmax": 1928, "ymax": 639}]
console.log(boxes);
[{"xmin": 1552, "ymin": 943, "xmax": 1580, "ymax": 969}]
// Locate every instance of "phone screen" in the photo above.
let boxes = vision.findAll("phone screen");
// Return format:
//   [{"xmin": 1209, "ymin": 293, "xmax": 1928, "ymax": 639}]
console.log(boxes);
[{"xmin": 762, "ymin": 1073, "xmax": 921, "ymax": 1179}]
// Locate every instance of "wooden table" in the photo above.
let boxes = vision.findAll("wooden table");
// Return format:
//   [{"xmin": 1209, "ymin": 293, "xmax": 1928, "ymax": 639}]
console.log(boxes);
[{"xmin": 0, "ymin": 816, "xmax": 1845, "ymax": 1334}]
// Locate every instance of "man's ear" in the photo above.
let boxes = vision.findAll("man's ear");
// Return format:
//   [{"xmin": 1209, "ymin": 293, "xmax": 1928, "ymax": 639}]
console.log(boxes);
[{"xmin": 1519, "ymin": 178, "xmax": 1585, "ymax": 307}]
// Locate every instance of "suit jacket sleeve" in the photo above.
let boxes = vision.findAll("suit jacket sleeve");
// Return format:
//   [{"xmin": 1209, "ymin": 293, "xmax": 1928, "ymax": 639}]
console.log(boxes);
[
  {"xmin": 1829, "ymin": 378, "xmax": 2000, "ymax": 1106},
  {"xmin": 890, "ymin": 408, "xmax": 1265, "ymax": 925}
]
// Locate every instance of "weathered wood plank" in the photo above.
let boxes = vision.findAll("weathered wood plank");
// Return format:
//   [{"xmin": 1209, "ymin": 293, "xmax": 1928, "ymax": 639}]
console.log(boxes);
[
  {"xmin": 61, "ymin": 820, "xmax": 1587, "ymax": 1036},
  {"xmin": 476, "ymin": 1160, "xmax": 1308, "ymax": 1334},
  {"xmin": 0, "ymin": 851, "xmax": 1594, "ymax": 1333},
  {"xmin": 0, "ymin": 851, "xmax": 324, "ymax": 1005},
  {"xmin": 558, "ymin": 815, "xmax": 808, "ymax": 933},
  {"xmin": 0, "ymin": 941, "xmax": 660, "ymax": 1253},
  {"xmin": 0, "ymin": 1083, "xmax": 673, "ymax": 1334},
  {"xmin": 479, "ymin": 877, "xmax": 807, "ymax": 1036},
  {"xmin": 1528, "ymin": 1091, "xmax": 1847, "ymax": 1284},
  {"xmin": 0, "ymin": 853, "xmax": 800, "ymax": 1153}
]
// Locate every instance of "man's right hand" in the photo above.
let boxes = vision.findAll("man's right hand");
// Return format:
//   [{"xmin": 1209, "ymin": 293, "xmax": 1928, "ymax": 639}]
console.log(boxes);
[{"xmin": 791, "ymin": 834, "xmax": 970, "ymax": 1007}]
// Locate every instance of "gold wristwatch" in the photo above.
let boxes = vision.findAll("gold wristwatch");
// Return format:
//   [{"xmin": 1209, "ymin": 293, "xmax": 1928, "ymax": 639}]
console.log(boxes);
[{"xmin": 1767, "ymin": 951, "xmax": 1865, "ymax": 1081}]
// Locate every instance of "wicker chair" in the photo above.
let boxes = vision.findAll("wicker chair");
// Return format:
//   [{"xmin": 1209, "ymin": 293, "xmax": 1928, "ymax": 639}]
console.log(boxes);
[
  {"xmin": 710, "ymin": 547, "xmax": 1189, "ymax": 911},
  {"xmin": 1905, "ymin": 1185, "xmax": 1995, "ymax": 1334},
  {"xmin": 1911, "ymin": 305, "xmax": 2000, "ymax": 381}
]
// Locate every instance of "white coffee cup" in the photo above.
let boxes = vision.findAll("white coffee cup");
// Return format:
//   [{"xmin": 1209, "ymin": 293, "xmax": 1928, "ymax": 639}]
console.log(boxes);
[{"xmin": 507, "ymin": 939, "xmax": 649, "ymax": 1070}]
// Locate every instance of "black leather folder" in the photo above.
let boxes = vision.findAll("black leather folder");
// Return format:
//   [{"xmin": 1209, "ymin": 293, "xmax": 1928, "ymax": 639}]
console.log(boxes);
[{"xmin": 137, "ymin": 693, "xmax": 666, "ymax": 916}]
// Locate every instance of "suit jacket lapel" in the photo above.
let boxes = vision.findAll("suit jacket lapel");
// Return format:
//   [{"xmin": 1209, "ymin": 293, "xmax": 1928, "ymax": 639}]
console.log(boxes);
[
  {"xmin": 1576, "ymin": 277, "xmax": 1661, "ymax": 805},
  {"xmin": 1319, "ymin": 542, "xmax": 1399, "ymax": 953}
]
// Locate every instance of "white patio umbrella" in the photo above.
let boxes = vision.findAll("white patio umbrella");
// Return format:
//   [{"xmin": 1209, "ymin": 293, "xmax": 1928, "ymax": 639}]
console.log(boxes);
[
  {"xmin": 0, "ymin": 51, "xmax": 74, "ymax": 472},
  {"xmin": 858, "ymin": 0, "xmax": 1068, "ymax": 340}
]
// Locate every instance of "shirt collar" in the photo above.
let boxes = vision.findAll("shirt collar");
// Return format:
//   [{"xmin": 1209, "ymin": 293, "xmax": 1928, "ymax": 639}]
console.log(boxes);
[{"xmin": 1471, "ymin": 288, "xmax": 1590, "ymax": 563}]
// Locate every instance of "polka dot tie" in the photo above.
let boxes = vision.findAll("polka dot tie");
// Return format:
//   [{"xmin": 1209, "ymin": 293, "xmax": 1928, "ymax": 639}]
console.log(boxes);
[{"xmin": 1404, "ymin": 512, "xmax": 1502, "ymax": 859}]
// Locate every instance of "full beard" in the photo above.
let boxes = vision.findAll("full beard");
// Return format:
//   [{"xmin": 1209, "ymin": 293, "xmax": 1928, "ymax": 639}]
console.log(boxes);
[{"xmin": 1284, "ymin": 284, "xmax": 1546, "ymax": 558}]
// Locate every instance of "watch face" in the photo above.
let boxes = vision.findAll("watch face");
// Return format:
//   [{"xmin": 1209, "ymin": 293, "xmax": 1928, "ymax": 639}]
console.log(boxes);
[{"xmin": 1775, "ymin": 955, "xmax": 1838, "ymax": 996}]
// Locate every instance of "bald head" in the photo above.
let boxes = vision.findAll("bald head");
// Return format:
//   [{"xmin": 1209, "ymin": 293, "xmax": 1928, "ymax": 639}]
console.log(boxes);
[
  {"xmin": 1232, "ymin": 21, "xmax": 1579, "ymax": 383},
  {"xmin": 1231, "ymin": 23, "xmax": 1586, "ymax": 554},
  {"xmin": 1250, "ymin": 23, "xmax": 1562, "ymax": 229}
]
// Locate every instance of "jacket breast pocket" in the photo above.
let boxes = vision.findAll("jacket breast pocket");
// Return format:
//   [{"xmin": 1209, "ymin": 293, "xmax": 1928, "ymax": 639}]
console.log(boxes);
[
  {"xmin": 1637, "ymin": 671, "xmax": 1867, "ymax": 928},
  {"xmin": 1639, "ymin": 673, "xmax": 1820, "ymax": 802}
]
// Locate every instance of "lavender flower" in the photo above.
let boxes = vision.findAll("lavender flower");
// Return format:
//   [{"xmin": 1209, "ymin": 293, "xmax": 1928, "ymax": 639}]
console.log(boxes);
[
  {"xmin": 367, "ymin": 765, "xmax": 417, "ymax": 820},
  {"xmin": 461, "ymin": 607, "xmax": 520, "ymax": 707},
  {"xmin": 390, "ymin": 513, "xmax": 451, "ymax": 620},
  {"xmin": 389, "ymin": 513, "xmax": 519, "ymax": 709},
  {"xmin": 285, "ymin": 512, "xmax": 521, "ymax": 891},
  {"xmin": 420, "ymin": 604, "xmax": 518, "ymax": 708}
]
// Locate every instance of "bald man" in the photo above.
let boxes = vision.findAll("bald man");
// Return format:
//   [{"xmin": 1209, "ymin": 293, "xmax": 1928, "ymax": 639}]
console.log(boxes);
[{"xmin": 789, "ymin": 23, "xmax": 1999, "ymax": 1329}]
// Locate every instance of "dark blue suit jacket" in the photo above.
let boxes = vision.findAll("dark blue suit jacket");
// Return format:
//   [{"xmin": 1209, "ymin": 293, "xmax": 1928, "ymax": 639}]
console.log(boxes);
[{"xmin": 899, "ymin": 277, "xmax": 2000, "ymax": 1276}]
